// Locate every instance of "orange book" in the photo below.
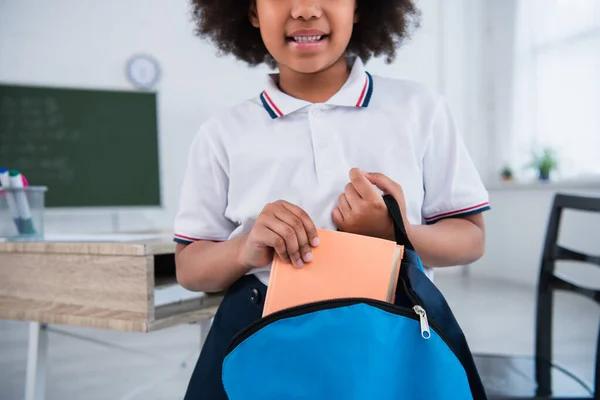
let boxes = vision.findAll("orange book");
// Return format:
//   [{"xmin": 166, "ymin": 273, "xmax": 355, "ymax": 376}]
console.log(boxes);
[{"xmin": 262, "ymin": 228, "xmax": 404, "ymax": 317}]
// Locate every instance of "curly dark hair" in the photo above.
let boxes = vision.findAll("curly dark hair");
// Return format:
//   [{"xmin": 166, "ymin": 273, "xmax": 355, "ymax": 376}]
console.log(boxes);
[{"xmin": 191, "ymin": 0, "xmax": 421, "ymax": 68}]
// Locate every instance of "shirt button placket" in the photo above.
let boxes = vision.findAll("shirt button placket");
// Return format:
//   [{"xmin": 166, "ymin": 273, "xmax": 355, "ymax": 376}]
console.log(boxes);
[{"xmin": 310, "ymin": 107, "xmax": 331, "ymax": 181}]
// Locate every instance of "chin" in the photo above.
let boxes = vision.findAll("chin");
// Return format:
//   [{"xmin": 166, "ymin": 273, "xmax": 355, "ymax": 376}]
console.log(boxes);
[
  {"xmin": 280, "ymin": 56, "xmax": 344, "ymax": 75},
  {"xmin": 289, "ymin": 63, "xmax": 330, "ymax": 74}
]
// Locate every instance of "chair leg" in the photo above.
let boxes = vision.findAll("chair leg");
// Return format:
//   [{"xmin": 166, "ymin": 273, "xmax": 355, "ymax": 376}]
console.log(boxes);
[
  {"xmin": 594, "ymin": 320, "xmax": 600, "ymax": 400},
  {"xmin": 25, "ymin": 322, "xmax": 48, "ymax": 400},
  {"xmin": 535, "ymin": 288, "xmax": 553, "ymax": 397},
  {"xmin": 535, "ymin": 198, "xmax": 562, "ymax": 398}
]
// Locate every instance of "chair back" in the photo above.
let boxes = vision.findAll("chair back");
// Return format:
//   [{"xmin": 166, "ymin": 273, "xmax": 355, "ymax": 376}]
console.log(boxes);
[{"xmin": 535, "ymin": 193, "xmax": 600, "ymax": 398}]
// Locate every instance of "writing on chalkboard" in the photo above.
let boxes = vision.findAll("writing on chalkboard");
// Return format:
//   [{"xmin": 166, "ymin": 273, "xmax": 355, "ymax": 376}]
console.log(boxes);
[
  {"xmin": 0, "ymin": 95, "xmax": 80, "ymax": 186},
  {"xmin": 0, "ymin": 83, "xmax": 160, "ymax": 207}
]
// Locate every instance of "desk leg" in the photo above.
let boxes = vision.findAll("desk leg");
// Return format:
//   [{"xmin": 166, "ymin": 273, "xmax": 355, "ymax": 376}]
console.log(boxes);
[
  {"xmin": 199, "ymin": 318, "xmax": 212, "ymax": 350},
  {"xmin": 25, "ymin": 322, "xmax": 48, "ymax": 400}
]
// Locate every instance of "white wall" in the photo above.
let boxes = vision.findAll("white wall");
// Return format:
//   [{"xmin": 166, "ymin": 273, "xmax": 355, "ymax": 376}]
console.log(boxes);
[{"xmin": 0, "ymin": 0, "xmax": 463, "ymax": 234}]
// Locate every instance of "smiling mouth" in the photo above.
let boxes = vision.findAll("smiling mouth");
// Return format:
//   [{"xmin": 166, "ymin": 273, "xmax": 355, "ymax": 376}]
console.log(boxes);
[{"xmin": 286, "ymin": 35, "xmax": 329, "ymax": 43}]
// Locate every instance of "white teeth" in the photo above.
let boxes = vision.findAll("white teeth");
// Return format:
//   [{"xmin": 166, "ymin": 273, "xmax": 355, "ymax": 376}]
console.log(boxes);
[{"xmin": 293, "ymin": 35, "xmax": 323, "ymax": 43}]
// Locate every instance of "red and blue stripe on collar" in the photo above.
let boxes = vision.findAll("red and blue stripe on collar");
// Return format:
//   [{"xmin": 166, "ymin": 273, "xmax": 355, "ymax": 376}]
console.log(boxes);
[
  {"xmin": 260, "ymin": 90, "xmax": 284, "ymax": 119},
  {"xmin": 260, "ymin": 72, "xmax": 373, "ymax": 119},
  {"xmin": 355, "ymin": 72, "xmax": 374, "ymax": 108}
]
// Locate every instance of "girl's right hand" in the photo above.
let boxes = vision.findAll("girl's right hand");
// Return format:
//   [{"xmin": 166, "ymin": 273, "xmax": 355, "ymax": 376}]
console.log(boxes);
[{"xmin": 239, "ymin": 200, "xmax": 320, "ymax": 269}]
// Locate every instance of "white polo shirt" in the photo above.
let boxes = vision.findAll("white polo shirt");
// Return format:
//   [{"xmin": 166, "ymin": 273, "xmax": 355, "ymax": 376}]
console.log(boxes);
[{"xmin": 174, "ymin": 57, "xmax": 490, "ymax": 284}]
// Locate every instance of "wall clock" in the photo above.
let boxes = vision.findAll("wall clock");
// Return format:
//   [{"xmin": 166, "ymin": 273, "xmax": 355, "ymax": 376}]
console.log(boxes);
[{"xmin": 126, "ymin": 54, "xmax": 161, "ymax": 90}]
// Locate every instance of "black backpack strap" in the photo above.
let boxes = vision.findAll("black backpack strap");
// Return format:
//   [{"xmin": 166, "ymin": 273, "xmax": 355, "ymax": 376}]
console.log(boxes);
[{"xmin": 382, "ymin": 194, "xmax": 415, "ymax": 251}]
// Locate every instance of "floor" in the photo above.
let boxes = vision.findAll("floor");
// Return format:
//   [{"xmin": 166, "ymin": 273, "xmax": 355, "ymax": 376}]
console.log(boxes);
[{"xmin": 1, "ymin": 270, "xmax": 597, "ymax": 400}]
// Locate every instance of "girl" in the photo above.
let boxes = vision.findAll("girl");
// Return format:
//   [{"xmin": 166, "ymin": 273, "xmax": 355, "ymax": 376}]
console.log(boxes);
[{"xmin": 174, "ymin": 0, "xmax": 490, "ymax": 398}]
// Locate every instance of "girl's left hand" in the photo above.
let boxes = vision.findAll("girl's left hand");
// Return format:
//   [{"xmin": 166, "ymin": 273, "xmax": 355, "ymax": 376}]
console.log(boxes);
[{"xmin": 332, "ymin": 168, "xmax": 409, "ymax": 240}]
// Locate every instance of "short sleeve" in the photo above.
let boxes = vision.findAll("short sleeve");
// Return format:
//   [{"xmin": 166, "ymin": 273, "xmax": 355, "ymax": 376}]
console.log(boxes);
[
  {"xmin": 421, "ymin": 96, "xmax": 490, "ymax": 225},
  {"xmin": 173, "ymin": 126, "xmax": 236, "ymax": 244}
]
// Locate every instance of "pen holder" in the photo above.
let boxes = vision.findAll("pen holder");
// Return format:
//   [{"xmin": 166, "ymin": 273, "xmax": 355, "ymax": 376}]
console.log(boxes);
[{"xmin": 0, "ymin": 186, "xmax": 47, "ymax": 241}]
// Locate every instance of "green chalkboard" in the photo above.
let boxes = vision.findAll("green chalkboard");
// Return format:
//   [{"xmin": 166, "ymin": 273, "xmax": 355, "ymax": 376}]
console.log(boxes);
[{"xmin": 0, "ymin": 83, "xmax": 160, "ymax": 207}]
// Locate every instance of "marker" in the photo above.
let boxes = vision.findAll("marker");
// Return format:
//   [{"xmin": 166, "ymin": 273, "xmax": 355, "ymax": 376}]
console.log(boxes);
[
  {"xmin": 0, "ymin": 168, "xmax": 22, "ymax": 233},
  {"xmin": 9, "ymin": 169, "xmax": 36, "ymax": 235}
]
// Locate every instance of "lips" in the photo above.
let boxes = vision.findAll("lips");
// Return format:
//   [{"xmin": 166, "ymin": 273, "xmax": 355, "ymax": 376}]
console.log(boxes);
[{"xmin": 286, "ymin": 29, "xmax": 329, "ymax": 43}]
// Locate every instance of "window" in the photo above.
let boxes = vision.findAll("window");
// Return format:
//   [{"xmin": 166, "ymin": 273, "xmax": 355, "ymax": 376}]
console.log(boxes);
[{"xmin": 502, "ymin": 0, "xmax": 600, "ymax": 181}]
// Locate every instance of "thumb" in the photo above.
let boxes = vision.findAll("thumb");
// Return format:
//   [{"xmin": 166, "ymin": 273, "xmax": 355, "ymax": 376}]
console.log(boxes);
[{"xmin": 363, "ymin": 172, "xmax": 401, "ymax": 197}]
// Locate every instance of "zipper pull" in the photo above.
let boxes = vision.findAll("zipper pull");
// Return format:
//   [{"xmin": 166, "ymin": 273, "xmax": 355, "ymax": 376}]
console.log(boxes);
[{"xmin": 413, "ymin": 305, "xmax": 431, "ymax": 340}]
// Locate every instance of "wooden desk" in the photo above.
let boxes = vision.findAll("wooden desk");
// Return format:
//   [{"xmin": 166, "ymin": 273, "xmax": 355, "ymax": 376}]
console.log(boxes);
[{"xmin": 0, "ymin": 237, "xmax": 223, "ymax": 400}]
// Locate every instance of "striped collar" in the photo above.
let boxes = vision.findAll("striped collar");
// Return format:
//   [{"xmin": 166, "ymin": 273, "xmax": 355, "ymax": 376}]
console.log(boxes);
[{"xmin": 260, "ymin": 57, "xmax": 374, "ymax": 119}]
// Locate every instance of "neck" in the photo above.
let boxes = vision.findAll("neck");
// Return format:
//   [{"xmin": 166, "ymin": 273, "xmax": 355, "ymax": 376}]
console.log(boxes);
[{"xmin": 277, "ymin": 57, "xmax": 351, "ymax": 103}]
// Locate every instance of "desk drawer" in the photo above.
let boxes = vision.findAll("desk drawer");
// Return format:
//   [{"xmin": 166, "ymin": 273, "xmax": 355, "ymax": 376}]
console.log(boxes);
[{"xmin": 0, "ymin": 244, "xmax": 222, "ymax": 332}]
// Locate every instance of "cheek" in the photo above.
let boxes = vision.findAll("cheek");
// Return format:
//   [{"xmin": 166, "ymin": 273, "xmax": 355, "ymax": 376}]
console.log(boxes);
[
  {"xmin": 257, "ymin": 6, "xmax": 288, "ymax": 39},
  {"xmin": 259, "ymin": 30, "xmax": 286, "ymax": 63},
  {"xmin": 330, "ymin": 13, "xmax": 355, "ymax": 44},
  {"xmin": 256, "ymin": 12, "xmax": 285, "ymax": 50}
]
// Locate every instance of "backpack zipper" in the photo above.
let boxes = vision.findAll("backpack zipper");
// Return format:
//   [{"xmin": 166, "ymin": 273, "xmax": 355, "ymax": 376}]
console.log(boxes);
[
  {"xmin": 226, "ymin": 297, "xmax": 439, "ymax": 355},
  {"xmin": 413, "ymin": 305, "xmax": 431, "ymax": 339},
  {"xmin": 400, "ymin": 276, "xmax": 432, "ymax": 340},
  {"xmin": 399, "ymin": 278, "xmax": 459, "ymax": 360}
]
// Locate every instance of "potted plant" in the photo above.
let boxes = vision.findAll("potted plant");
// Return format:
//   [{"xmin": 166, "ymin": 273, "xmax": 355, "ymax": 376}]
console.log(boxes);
[
  {"xmin": 529, "ymin": 148, "xmax": 558, "ymax": 181},
  {"xmin": 500, "ymin": 165, "xmax": 514, "ymax": 182}
]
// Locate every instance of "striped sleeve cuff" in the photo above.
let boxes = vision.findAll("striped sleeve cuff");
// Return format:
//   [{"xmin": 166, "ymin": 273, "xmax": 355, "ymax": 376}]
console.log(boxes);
[
  {"xmin": 173, "ymin": 233, "xmax": 201, "ymax": 245},
  {"xmin": 173, "ymin": 233, "xmax": 230, "ymax": 244},
  {"xmin": 424, "ymin": 202, "xmax": 491, "ymax": 225}
]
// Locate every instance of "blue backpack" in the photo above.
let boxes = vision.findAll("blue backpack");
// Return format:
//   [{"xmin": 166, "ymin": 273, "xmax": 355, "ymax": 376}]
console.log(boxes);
[{"xmin": 222, "ymin": 195, "xmax": 488, "ymax": 400}]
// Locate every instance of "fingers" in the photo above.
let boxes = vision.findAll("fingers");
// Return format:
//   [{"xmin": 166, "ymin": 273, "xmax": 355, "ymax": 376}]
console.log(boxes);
[
  {"xmin": 280, "ymin": 202, "xmax": 320, "ymax": 247},
  {"xmin": 262, "ymin": 217, "xmax": 306, "ymax": 267},
  {"xmin": 332, "ymin": 206, "xmax": 344, "ymax": 227},
  {"xmin": 349, "ymin": 168, "xmax": 379, "ymax": 201},
  {"xmin": 273, "ymin": 209, "xmax": 313, "ymax": 266},
  {"xmin": 363, "ymin": 172, "xmax": 398, "ymax": 196},
  {"xmin": 254, "ymin": 224, "xmax": 290, "ymax": 264},
  {"xmin": 338, "ymin": 192, "xmax": 352, "ymax": 218},
  {"xmin": 363, "ymin": 172, "xmax": 406, "ymax": 216},
  {"xmin": 258, "ymin": 200, "xmax": 319, "ymax": 268},
  {"xmin": 343, "ymin": 183, "xmax": 361, "ymax": 209}
]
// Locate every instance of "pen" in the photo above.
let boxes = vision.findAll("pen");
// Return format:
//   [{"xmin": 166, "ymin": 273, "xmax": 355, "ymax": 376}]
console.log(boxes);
[
  {"xmin": 0, "ymin": 168, "xmax": 22, "ymax": 233},
  {"xmin": 9, "ymin": 169, "xmax": 36, "ymax": 235}
]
